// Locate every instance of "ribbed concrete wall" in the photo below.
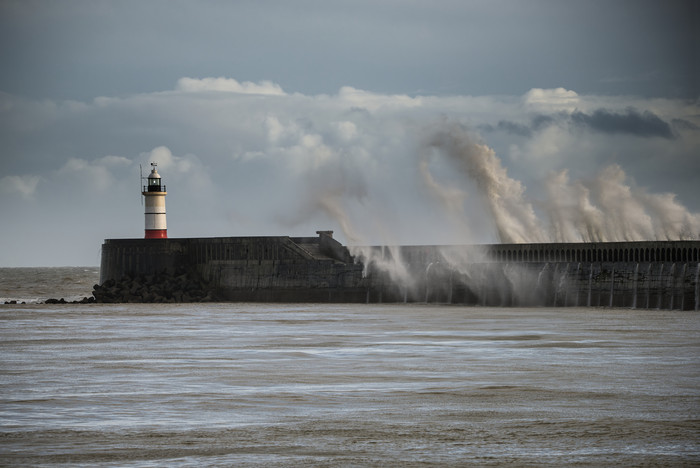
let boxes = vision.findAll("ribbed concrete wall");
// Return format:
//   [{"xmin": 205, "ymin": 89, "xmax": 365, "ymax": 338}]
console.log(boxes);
[
  {"xmin": 485, "ymin": 241, "xmax": 700, "ymax": 264},
  {"xmin": 362, "ymin": 242, "xmax": 700, "ymax": 310},
  {"xmin": 382, "ymin": 241, "xmax": 700, "ymax": 265},
  {"xmin": 368, "ymin": 260, "xmax": 699, "ymax": 310}
]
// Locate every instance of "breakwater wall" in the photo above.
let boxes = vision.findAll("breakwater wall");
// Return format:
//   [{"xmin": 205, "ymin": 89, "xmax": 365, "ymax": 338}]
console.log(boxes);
[
  {"xmin": 100, "ymin": 235, "xmax": 700, "ymax": 309},
  {"xmin": 362, "ymin": 242, "xmax": 700, "ymax": 310},
  {"xmin": 99, "ymin": 233, "xmax": 367, "ymax": 302}
]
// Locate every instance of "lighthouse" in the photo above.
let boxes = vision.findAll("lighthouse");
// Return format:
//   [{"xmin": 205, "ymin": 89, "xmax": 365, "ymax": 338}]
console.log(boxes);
[{"xmin": 142, "ymin": 162, "xmax": 167, "ymax": 239}]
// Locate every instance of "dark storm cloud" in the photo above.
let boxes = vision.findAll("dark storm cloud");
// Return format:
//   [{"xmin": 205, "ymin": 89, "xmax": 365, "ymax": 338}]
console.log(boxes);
[
  {"xmin": 496, "ymin": 121, "xmax": 532, "ymax": 137},
  {"xmin": 672, "ymin": 118, "xmax": 700, "ymax": 131},
  {"xmin": 488, "ymin": 109, "xmax": 676, "ymax": 139},
  {"xmin": 531, "ymin": 114, "xmax": 557, "ymax": 131},
  {"xmin": 479, "ymin": 121, "xmax": 532, "ymax": 137},
  {"xmin": 570, "ymin": 108, "xmax": 675, "ymax": 139},
  {"xmin": 481, "ymin": 115, "xmax": 557, "ymax": 137}
]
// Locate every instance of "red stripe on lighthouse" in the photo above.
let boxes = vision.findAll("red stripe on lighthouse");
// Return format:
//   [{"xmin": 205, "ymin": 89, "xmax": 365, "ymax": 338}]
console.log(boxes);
[{"xmin": 145, "ymin": 229, "xmax": 167, "ymax": 239}]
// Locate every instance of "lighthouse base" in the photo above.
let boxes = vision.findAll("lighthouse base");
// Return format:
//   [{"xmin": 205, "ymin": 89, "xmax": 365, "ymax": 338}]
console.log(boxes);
[{"xmin": 145, "ymin": 230, "xmax": 167, "ymax": 239}]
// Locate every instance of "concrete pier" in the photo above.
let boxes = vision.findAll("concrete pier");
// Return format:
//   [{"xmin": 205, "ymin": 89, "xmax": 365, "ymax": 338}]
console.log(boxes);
[
  {"xmin": 99, "ymin": 233, "xmax": 367, "ymax": 303},
  {"xmin": 100, "ymin": 235, "xmax": 700, "ymax": 309}
]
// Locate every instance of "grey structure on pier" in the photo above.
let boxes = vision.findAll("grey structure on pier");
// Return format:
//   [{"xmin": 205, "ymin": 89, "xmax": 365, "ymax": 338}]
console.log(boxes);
[{"xmin": 100, "ymin": 232, "xmax": 700, "ymax": 310}]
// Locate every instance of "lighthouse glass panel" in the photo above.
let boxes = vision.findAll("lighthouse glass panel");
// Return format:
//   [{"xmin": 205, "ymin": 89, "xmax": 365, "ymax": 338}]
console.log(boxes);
[{"xmin": 148, "ymin": 178, "xmax": 161, "ymax": 192}]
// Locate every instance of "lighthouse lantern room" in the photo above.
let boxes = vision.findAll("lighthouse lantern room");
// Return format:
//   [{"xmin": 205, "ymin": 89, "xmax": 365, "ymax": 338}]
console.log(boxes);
[{"xmin": 142, "ymin": 162, "xmax": 167, "ymax": 239}]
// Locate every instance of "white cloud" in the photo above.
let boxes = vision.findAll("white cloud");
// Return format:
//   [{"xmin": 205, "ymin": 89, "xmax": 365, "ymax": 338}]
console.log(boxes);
[
  {"xmin": 139, "ymin": 146, "xmax": 214, "ymax": 196},
  {"xmin": 54, "ymin": 156, "xmax": 133, "ymax": 192},
  {"xmin": 333, "ymin": 121, "xmax": 358, "ymax": 142},
  {"xmin": 337, "ymin": 86, "xmax": 423, "ymax": 111},
  {"xmin": 264, "ymin": 115, "xmax": 286, "ymax": 144},
  {"xmin": 142, "ymin": 146, "xmax": 175, "ymax": 169},
  {"xmin": 176, "ymin": 77, "xmax": 286, "ymax": 95},
  {"xmin": 522, "ymin": 87, "xmax": 579, "ymax": 111},
  {"xmin": 99, "ymin": 155, "xmax": 132, "ymax": 167},
  {"xmin": 521, "ymin": 125, "xmax": 568, "ymax": 162}
]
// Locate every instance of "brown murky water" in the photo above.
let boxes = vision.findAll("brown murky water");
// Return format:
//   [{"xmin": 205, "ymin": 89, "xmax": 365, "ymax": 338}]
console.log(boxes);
[{"xmin": 1, "ymin": 299, "xmax": 699, "ymax": 466}]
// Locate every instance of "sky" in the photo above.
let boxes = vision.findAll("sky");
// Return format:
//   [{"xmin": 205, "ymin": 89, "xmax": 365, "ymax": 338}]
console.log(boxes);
[{"xmin": 0, "ymin": 0, "xmax": 698, "ymax": 266}]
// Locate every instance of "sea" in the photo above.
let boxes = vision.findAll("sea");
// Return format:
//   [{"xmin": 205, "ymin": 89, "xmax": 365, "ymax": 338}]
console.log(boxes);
[{"xmin": 1, "ymin": 267, "xmax": 699, "ymax": 467}]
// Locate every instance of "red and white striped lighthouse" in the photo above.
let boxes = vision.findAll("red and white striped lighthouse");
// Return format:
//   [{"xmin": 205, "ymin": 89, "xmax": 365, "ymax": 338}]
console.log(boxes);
[{"xmin": 142, "ymin": 162, "xmax": 167, "ymax": 239}]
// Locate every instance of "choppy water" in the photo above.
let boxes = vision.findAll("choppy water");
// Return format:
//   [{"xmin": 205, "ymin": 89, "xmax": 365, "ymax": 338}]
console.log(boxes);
[
  {"xmin": 0, "ymin": 267, "xmax": 100, "ymax": 304},
  {"xmin": 1, "ymin": 270, "xmax": 699, "ymax": 466}
]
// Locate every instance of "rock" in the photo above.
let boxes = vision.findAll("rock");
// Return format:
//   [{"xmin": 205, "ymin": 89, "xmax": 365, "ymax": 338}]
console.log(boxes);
[{"xmin": 92, "ymin": 268, "xmax": 217, "ymax": 303}]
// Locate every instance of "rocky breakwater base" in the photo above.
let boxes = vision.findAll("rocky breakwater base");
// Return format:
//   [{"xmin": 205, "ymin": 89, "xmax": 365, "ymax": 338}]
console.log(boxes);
[
  {"xmin": 44, "ymin": 297, "xmax": 95, "ymax": 304},
  {"xmin": 7, "ymin": 298, "xmax": 95, "ymax": 305},
  {"xmin": 91, "ymin": 268, "xmax": 218, "ymax": 303},
  {"xmin": 5, "ymin": 298, "xmax": 95, "ymax": 305}
]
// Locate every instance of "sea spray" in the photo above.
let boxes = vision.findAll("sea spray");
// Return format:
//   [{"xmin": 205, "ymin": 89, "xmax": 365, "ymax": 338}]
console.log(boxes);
[
  {"xmin": 646, "ymin": 263, "xmax": 653, "ymax": 309},
  {"xmin": 669, "ymin": 263, "xmax": 676, "ymax": 310},
  {"xmin": 420, "ymin": 123, "xmax": 699, "ymax": 245},
  {"xmin": 295, "ymin": 120, "xmax": 700, "ymax": 305},
  {"xmin": 424, "ymin": 124, "xmax": 547, "ymax": 244},
  {"xmin": 695, "ymin": 263, "xmax": 700, "ymax": 312},
  {"xmin": 632, "ymin": 263, "xmax": 639, "ymax": 309},
  {"xmin": 587, "ymin": 265, "xmax": 593, "ymax": 307},
  {"xmin": 680, "ymin": 263, "xmax": 687, "ymax": 310},
  {"xmin": 575, "ymin": 262, "xmax": 582, "ymax": 307},
  {"xmin": 609, "ymin": 265, "xmax": 615, "ymax": 308}
]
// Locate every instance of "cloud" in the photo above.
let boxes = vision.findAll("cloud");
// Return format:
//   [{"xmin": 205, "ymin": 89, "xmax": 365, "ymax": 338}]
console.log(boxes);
[
  {"xmin": 522, "ymin": 87, "xmax": 579, "ymax": 111},
  {"xmin": 54, "ymin": 155, "xmax": 132, "ymax": 192},
  {"xmin": 494, "ymin": 120, "xmax": 533, "ymax": 137},
  {"xmin": 337, "ymin": 86, "xmax": 423, "ymax": 111},
  {"xmin": 137, "ymin": 146, "xmax": 215, "ymax": 198},
  {"xmin": 0, "ymin": 175, "xmax": 40, "ymax": 199},
  {"xmin": 481, "ymin": 114, "xmax": 557, "ymax": 138},
  {"xmin": 1, "ymin": 80, "xmax": 699, "ymax": 265},
  {"xmin": 671, "ymin": 118, "xmax": 699, "ymax": 132},
  {"xmin": 570, "ymin": 108, "xmax": 674, "ymax": 139},
  {"xmin": 176, "ymin": 77, "xmax": 286, "ymax": 95},
  {"xmin": 485, "ymin": 107, "xmax": 677, "ymax": 141}
]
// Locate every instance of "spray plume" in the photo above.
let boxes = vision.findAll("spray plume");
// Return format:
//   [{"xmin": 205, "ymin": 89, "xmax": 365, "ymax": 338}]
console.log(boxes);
[
  {"xmin": 421, "ymin": 123, "xmax": 700, "ymax": 244},
  {"xmin": 300, "ymin": 121, "xmax": 699, "ymax": 297},
  {"xmin": 543, "ymin": 165, "xmax": 700, "ymax": 242},
  {"xmin": 423, "ymin": 123, "xmax": 548, "ymax": 243}
]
